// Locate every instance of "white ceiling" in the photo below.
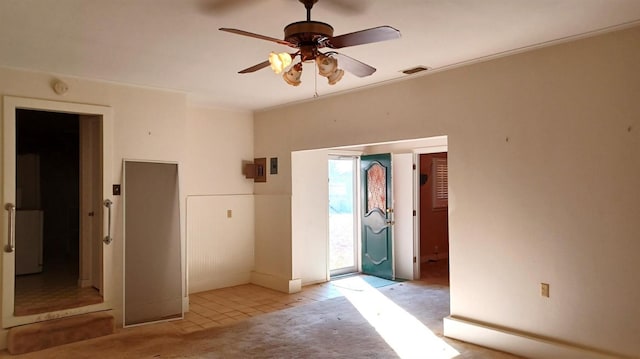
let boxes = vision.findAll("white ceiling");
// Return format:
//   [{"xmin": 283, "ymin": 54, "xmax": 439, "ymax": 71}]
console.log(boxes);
[{"xmin": 1, "ymin": 0, "xmax": 640, "ymax": 111}]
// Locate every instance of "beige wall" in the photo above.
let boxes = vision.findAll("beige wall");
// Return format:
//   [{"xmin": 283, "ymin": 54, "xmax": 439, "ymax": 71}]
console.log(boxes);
[
  {"xmin": 184, "ymin": 106, "xmax": 255, "ymax": 294},
  {"xmin": 0, "ymin": 68, "xmax": 255, "ymax": 328},
  {"xmin": 254, "ymin": 26, "xmax": 640, "ymax": 357},
  {"xmin": 0, "ymin": 67, "xmax": 187, "ymax": 326},
  {"xmin": 1, "ymin": 23, "xmax": 638, "ymax": 357},
  {"xmin": 291, "ymin": 149, "xmax": 330, "ymax": 285}
]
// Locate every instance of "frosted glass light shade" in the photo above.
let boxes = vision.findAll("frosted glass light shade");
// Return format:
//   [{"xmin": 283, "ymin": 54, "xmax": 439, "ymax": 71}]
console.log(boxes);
[
  {"xmin": 269, "ymin": 52, "xmax": 292, "ymax": 74},
  {"xmin": 283, "ymin": 63, "xmax": 303, "ymax": 86}
]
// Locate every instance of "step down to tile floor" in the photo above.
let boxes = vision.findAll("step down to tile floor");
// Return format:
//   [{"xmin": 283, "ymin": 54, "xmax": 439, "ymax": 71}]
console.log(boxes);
[{"xmin": 7, "ymin": 312, "xmax": 114, "ymax": 354}]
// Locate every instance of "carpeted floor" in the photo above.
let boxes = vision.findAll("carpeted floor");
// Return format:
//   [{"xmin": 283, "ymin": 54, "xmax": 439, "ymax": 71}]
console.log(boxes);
[
  {"xmin": 0, "ymin": 280, "xmax": 521, "ymax": 359},
  {"xmin": 333, "ymin": 274, "xmax": 402, "ymax": 289}
]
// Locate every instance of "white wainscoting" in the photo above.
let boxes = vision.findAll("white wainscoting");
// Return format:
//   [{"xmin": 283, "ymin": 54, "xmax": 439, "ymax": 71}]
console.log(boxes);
[{"xmin": 186, "ymin": 194, "xmax": 255, "ymax": 294}]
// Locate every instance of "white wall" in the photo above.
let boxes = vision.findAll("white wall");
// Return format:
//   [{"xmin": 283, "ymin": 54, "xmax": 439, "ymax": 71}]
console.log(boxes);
[
  {"xmin": 186, "ymin": 195, "xmax": 254, "ymax": 293},
  {"xmin": 251, "ymin": 121, "xmax": 297, "ymax": 292},
  {"xmin": 291, "ymin": 149, "xmax": 330, "ymax": 286},
  {"xmin": 0, "ymin": 69, "xmax": 256, "ymax": 332},
  {"xmin": 184, "ymin": 106, "xmax": 255, "ymax": 293},
  {"xmin": 183, "ymin": 106, "xmax": 253, "ymax": 196},
  {"xmin": 0, "ymin": 67, "xmax": 187, "ymax": 327},
  {"xmin": 253, "ymin": 26, "xmax": 640, "ymax": 357},
  {"xmin": 252, "ymin": 194, "xmax": 293, "ymax": 292},
  {"xmin": 392, "ymin": 153, "xmax": 414, "ymax": 280}
]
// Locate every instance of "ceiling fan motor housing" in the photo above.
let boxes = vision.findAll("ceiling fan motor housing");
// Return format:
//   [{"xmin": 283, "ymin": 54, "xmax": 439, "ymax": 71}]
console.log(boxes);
[{"xmin": 285, "ymin": 21, "xmax": 333, "ymax": 45}]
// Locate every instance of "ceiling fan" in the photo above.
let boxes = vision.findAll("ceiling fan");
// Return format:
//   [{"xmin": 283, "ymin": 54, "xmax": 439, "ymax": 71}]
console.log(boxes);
[{"xmin": 219, "ymin": 0, "xmax": 401, "ymax": 86}]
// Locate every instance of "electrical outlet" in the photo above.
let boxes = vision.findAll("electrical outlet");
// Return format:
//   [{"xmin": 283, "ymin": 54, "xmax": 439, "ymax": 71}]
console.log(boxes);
[{"xmin": 541, "ymin": 283, "xmax": 550, "ymax": 298}]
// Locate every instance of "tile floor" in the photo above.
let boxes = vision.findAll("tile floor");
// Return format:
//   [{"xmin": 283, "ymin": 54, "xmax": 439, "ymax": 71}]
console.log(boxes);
[
  {"xmin": 12, "ymin": 258, "xmax": 448, "ymax": 324},
  {"xmin": 14, "ymin": 265, "xmax": 102, "ymax": 316},
  {"xmin": 172, "ymin": 279, "xmax": 345, "ymax": 333},
  {"xmin": 171, "ymin": 259, "xmax": 449, "ymax": 333}
]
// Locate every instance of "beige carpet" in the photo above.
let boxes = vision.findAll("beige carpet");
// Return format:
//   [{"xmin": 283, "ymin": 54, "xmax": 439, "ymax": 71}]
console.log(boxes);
[{"xmin": 1, "ymin": 281, "xmax": 522, "ymax": 358}]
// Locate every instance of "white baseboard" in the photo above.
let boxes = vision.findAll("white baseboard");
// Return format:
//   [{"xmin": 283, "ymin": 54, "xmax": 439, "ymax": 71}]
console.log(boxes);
[
  {"xmin": 182, "ymin": 296, "xmax": 189, "ymax": 313},
  {"xmin": 250, "ymin": 271, "xmax": 301, "ymax": 293},
  {"xmin": 444, "ymin": 316, "xmax": 627, "ymax": 359},
  {"xmin": 188, "ymin": 271, "xmax": 251, "ymax": 294},
  {"xmin": 301, "ymin": 278, "xmax": 327, "ymax": 287},
  {"xmin": 288, "ymin": 279, "xmax": 302, "ymax": 293}
]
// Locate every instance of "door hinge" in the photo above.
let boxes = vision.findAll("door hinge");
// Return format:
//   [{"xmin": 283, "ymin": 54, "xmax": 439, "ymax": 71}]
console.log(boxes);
[
  {"xmin": 412, "ymin": 164, "xmax": 416, "ymax": 170},
  {"xmin": 413, "ymin": 210, "xmax": 416, "ymax": 216},
  {"xmin": 413, "ymin": 256, "xmax": 417, "ymax": 263}
]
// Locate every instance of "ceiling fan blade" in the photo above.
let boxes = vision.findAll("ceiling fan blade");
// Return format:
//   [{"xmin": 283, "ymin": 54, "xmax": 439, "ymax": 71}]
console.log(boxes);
[
  {"xmin": 327, "ymin": 26, "xmax": 401, "ymax": 49},
  {"xmin": 237, "ymin": 52, "xmax": 300, "ymax": 74},
  {"xmin": 219, "ymin": 28, "xmax": 295, "ymax": 47},
  {"xmin": 327, "ymin": 52, "xmax": 376, "ymax": 77},
  {"xmin": 238, "ymin": 60, "xmax": 271, "ymax": 74}
]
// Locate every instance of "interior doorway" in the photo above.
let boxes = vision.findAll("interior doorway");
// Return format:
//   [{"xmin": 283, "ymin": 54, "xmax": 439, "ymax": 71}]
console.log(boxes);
[
  {"xmin": 328, "ymin": 156, "xmax": 358, "ymax": 277},
  {"xmin": 13, "ymin": 109, "xmax": 102, "ymax": 316},
  {"xmin": 418, "ymin": 152, "xmax": 449, "ymax": 284}
]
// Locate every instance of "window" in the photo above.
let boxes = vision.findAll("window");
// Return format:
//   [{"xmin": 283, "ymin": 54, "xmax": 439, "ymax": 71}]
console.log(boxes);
[{"xmin": 432, "ymin": 158, "xmax": 448, "ymax": 209}]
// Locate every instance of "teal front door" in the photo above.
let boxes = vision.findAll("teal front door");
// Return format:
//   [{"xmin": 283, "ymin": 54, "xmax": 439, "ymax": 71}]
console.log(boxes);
[{"xmin": 361, "ymin": 154, "xmax": 393, "ymax": 279}]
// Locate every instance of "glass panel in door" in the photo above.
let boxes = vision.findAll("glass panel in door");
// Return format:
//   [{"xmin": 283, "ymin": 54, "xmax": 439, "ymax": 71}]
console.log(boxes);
[{"xmin": 328, "ymin": 157, "xmax": 357, "ymax": 276}]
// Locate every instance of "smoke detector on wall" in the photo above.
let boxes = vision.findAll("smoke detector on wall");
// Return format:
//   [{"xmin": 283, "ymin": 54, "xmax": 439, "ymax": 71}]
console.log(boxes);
[{"xmin": 52, "ymin": 80, "xmax": 69, "ymax": 95}]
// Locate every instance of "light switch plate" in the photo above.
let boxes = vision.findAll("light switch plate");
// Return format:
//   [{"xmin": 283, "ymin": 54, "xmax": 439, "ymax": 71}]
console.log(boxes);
[{"xmin": 254, "ymin": 158, "xmax": 267, "ymax": 182}]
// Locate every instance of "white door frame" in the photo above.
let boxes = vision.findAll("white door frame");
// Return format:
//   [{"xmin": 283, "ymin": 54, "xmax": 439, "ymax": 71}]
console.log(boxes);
[
  {"xmin": 2, "ymin": 96, "xmax": 114, "ymax": 328},
  {"xmin": 412, "ymin": 136, "xmax": 448, "ymax": 279},
  {"xmin": 327, "ymin": 154, "xmax": 360, "ymax": 277}
]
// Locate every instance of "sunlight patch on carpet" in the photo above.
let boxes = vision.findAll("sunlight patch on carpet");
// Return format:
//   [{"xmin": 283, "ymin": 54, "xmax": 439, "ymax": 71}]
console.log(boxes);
[
  {"xmin": 332, "ymin": 274, "xmax": 399, "ymax": 289},
  {"xmin": 334, "ymin": 276, "xmax": 459, "ymax": 359}
]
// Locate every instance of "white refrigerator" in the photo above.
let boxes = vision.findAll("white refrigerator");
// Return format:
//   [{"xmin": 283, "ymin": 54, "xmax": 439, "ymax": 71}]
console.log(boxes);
[{"xmin": 15, "ymin": 210, "xmax": 44, "ymax": 275}]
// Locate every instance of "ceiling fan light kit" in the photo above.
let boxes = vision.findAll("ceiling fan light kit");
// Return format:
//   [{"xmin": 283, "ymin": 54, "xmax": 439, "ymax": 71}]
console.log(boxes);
[
  {"xmin": 268, "ymin": 52, "xmax": 293, "ymax": 74},
  {"xmin": 219, "ymin": 0, "xmax": 400, "ymax": 87},
  {"xmin": 283, "ymin": 63, "xmax": 303, "ymax": 86},
  {"xmin": 316, "ymin": 54, "xmax": 344, "ymax": 85}
]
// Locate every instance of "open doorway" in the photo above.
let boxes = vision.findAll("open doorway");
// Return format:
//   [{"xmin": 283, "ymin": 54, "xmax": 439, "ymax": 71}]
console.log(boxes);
[
  {"xmin": 13, "ymin": 109, "xmax": 102, "ymax": 316},
  {"xmin": 291, "ymin": 137, "xmax": 448, "ymax": 287},
  {"xmin": 328, "ymin": 156, "xmax": 358, "ymax": 277},
  {"xmin": 418, "ymin": 152, "xmax": 449, "ymax": 285}
]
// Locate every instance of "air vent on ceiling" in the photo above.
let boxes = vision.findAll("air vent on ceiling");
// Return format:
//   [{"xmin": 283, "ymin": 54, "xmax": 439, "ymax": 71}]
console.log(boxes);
[{"xmin": 401, "ymin": 66, "xmax": 430, "ymax": 75}]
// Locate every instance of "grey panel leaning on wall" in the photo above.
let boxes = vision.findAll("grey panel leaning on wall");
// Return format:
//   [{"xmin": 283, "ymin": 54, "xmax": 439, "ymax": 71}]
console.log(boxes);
[{"xmin": 124, "ymin": 161, "xmax": 182, "ymax": 326}]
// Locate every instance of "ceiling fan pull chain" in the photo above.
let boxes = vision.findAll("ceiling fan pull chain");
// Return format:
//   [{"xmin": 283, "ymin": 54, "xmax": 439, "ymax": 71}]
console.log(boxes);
[{"xmin": 314, "ymin": 67, "xmax": 319, "ymax": 98}]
